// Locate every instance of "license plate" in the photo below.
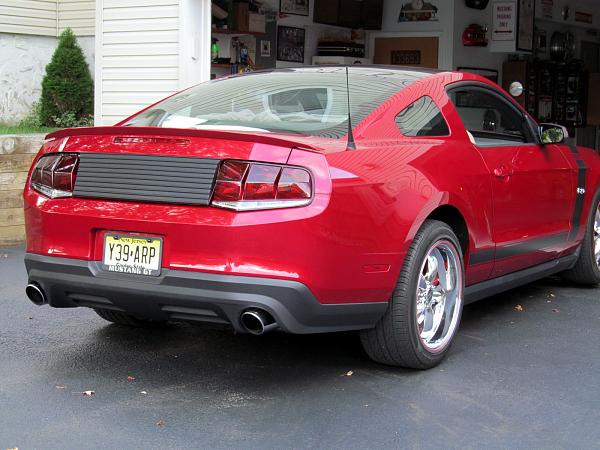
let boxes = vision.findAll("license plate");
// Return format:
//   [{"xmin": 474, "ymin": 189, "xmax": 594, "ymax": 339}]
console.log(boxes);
[{"xmin": 101, "ymin": 234, "xmax": 162, "ymax": 276}]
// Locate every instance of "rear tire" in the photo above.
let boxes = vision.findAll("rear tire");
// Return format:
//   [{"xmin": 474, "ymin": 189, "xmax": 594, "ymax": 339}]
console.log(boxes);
[
  {"xmin": 94, "ymin": 309, "xmax": 166, "ymax": 327},
  {"xmin": 561, "ymin": 190, "xmax": 600, "ymax": 285},
  {"xmin": 360, "ymin": 220, "xmax": 465, "ymax": 369}
]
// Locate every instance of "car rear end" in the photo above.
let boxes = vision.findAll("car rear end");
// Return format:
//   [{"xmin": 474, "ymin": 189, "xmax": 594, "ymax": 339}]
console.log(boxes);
[{"xmin": 23, "ymin": 126, "xmax": 392, "ymax": 333}]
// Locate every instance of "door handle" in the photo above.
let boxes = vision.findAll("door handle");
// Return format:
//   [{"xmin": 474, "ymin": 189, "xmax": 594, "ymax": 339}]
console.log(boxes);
[{"xmin": 493, "ymin": 164, "xmax": 514, "ymax": 178}]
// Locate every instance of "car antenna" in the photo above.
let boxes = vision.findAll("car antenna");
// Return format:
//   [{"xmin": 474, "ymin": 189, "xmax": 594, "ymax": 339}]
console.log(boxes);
[{"xmin": 345, "ymin": 66, "xmax": 356, "ymax": 150}]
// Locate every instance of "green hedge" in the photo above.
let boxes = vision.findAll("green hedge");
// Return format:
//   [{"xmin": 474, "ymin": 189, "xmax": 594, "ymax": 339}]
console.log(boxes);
[{"xmin": 40, "ymin": 28, "xmax": 94, "ymax": 127}]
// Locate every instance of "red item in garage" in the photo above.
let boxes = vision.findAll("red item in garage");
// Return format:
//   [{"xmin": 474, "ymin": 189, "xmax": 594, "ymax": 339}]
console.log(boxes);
[{"xmin": 462, "ymin": 23, "xmax": 488, "ymax": 46}]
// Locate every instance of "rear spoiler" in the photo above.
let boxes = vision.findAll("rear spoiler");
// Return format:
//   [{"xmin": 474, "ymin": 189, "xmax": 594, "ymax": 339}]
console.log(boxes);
[{"xmin": 46, "ymin": 126, "xmax": 322, "ymax": 151}]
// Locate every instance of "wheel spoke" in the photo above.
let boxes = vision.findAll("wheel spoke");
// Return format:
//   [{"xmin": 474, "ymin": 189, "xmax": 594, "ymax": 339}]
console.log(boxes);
[
  {"xmin": 432, "ymin": 249, "xmax": 452, "ymax": 292},
  {"xmin": 421, "ymin": 308, "xmax": 434, "ymax": 338},
  {"xmin": 423, "ymin": 255, "xmax": 438, "ymax": 283},
  {"xmin": 416, "ymin": 294, "xmax": 426, "ymax": 314},
  {"xmin": 441, "ymin": 290, "xmax": 458, "ymax": 336},
  {"xmin": 428, "ymin": 301, "xmax": 445, "ymax": 341}
]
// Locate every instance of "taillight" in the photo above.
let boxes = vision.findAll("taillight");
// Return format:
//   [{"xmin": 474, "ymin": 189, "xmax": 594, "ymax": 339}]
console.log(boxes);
[
  {"xmin": 30, "ymin": 153, "xmax": 79, "ymax": 198},
  {"xmin": 211, "ymin": 160, "xmax": 313, "ymax": 211}
]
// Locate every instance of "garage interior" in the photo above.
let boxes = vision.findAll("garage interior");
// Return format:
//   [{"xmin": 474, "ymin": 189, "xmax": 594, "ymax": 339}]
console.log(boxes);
[{"xmin": 207, "ymin": 0, "xmax": 600, "ymax": 151}]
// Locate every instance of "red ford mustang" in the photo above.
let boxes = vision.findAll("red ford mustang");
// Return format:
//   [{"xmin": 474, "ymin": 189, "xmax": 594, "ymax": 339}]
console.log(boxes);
[{"xmin": 23, "ymin": 67, "xmax": 600, "ymax": 369}]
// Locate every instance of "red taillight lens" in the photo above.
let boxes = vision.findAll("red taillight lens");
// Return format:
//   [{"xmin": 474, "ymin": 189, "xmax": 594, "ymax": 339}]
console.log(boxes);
[
  {"xmin": 212, "ymin": 160, "xmax": 249, "ymax": 201},
  {"xmin": 31, "ymin": 154, "xmax": 59, "ymax": 187},
  {"xmin": 53, "ymin": 154, "xmax": 79, "ymax": 191},
  {"xmin": 276, "ymin": 167, "xmax": 312, "ymax": 200},
  {"xmin": 30, "ymin": 153, "xmax": 79, "ymax": 198},
  {"xmin": 244, "ymin": 164, "xmax": 280, "ymax": 200},
  {"xmin": 211, "ymin": 160, "xmax": 313, "ymax": 211}
]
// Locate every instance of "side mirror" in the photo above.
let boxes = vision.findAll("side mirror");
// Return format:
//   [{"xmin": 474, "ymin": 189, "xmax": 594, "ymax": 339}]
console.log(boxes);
[{"xmin": 540, "ymin": 123, "xmax": 568, "ymax": 144}]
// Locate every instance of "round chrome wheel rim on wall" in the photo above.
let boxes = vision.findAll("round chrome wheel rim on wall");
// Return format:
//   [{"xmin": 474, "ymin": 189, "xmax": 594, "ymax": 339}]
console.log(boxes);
[
  {"xmin": 416, "ymin": 240, "xmax": 463, "ymax": 353},
  {"xmin": 594, "ymin": 204, "xmax": 600, "ymax": 269}
]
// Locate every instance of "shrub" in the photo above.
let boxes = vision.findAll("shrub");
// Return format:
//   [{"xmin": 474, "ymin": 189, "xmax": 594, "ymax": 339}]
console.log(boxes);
[
  {"xmin": 40, "ymin": 28, "xmax": 94, "ymax": 127},
  {"xmin": 52, "ymin": 111, "xmax": 94, "ymax": 128},
  {"xmin": 18, "ymin": 102, "xmax": 43, "ymax": 128}
]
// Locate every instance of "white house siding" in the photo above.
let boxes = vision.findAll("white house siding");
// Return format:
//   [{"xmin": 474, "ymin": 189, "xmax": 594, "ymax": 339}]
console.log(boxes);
[
  {"xmin": 58, "ymin": 0, "xmax": 95, "ymax": 36},
  {"xmin": 95, "ymin": 0, "xmax": 180, "ymax": 125},
  {"xmin": 0, "ymin": 33, "xmax": 56, "ymax": 122},
  {"xmin": 0, "ymin": 0, "xmax": 57, "ymax": 36}
]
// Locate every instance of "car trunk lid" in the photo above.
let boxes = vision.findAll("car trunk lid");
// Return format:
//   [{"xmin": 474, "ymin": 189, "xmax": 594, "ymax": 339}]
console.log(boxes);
[{"xmin": 44, "ymin": 126, "xmax": 336, "ymax": 206}]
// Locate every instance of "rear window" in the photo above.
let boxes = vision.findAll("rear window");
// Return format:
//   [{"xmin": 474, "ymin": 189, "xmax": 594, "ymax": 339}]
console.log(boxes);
[
  {"xmin": 395, "ymin": 96, "xmax": 449, "ymax": 137},
  {"xmin": 123, "ymin": 67, "xmax": 428, "ymax": 138}
]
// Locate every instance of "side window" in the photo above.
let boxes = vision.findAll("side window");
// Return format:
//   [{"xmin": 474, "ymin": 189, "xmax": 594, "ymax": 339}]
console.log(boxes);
[
  {"xmin": 395, "ymin": 96, "xmax": 450, "ymax": 137},
  {"xmin": 448, "ymin": 87, "xmax": 533, "ymax": 145}
]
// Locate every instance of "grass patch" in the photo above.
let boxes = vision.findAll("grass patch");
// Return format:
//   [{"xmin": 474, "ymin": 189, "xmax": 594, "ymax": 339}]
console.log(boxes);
[{"xmin": 0, "ymin": 125, "xmax": 59, "ymax": 135}]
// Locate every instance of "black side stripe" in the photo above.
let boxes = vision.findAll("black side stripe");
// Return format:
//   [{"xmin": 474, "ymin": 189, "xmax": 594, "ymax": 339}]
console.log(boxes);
[
  {"xmin": 469, "ymin": 249, "xmax": 495, "ymax": 265},
  {"xmin": 569, "ymin": 158, "xmax": 587, "ymax": 241},
  {"xmin": 469, "ymin": 232, "xmax": 569, "ymax": 266}
]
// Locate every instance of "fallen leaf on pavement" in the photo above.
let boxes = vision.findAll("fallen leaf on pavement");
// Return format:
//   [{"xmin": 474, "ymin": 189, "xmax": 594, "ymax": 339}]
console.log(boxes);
[
  {"xmin": 514, "ymin": 305, "xmax": 524, "ymax": 312},
  {"xmin": 127, "ymin": 376, "xmax": 136, "ymax": 381},
  {"xmin": 73, "ymin": 390, "xmax": 95, "ymax": 396},
  {"xmin": 156, "ymin": 419, "xmax": 166, "ymax": 428}
]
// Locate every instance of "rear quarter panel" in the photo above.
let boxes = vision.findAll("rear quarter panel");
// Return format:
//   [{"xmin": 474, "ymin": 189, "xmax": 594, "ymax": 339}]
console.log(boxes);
[{"xmin": 328, "ymin": 72, "xmax": 495, "ymax": 289}]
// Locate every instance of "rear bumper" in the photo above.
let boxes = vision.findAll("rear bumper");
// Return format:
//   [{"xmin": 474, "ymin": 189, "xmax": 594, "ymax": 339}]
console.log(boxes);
[{"xmin": 25, "ymin": 253, "xmax": 388, "ymax": 334}]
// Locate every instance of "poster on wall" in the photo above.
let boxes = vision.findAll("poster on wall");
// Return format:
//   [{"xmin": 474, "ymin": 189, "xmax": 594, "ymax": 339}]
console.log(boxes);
[
  {"xmin": 277, "ymin": 26, "xmax": 305, "ymax": 63},
  {"xmin": 492, "ymin": 2, "xmax": 516, "ymax": 41},
  {"xmin": 261, "ymin": 40, "xmax": 271, "ymax": 57},
  {"xmin": 517, "ymin": 0, "xmax": 535, "ymax": 51},
  {"xmin": 398, "ymin": 0, "xmax": 439, "ymax": 22},
  {"xmin": 255, "ymin": 20, "xmax": 277, "ymax": 69},
  {"xmin": 279, "ymin": 0, "xmax": 309, "ymax": 16}
]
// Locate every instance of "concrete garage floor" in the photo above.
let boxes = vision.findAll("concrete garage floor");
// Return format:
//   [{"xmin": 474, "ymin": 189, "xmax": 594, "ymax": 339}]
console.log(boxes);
[{"xmin": 1, "ymin": 245, "xmax": 600, "ymax": 450}]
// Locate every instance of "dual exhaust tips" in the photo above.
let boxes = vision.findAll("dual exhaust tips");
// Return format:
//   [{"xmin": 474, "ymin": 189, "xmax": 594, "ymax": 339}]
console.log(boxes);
[{"xmin": 26, "ymin": 283, "xmax": 277, "ymax": 335}]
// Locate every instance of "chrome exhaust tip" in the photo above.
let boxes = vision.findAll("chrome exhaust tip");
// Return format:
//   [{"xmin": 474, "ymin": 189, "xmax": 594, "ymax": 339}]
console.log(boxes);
[
  {"xmin": 240, "ymin": 309, "xmax": 277, "ymax": 335},
  {"xmin": 25, "ymin": 283, "xmax": 46, "ymax": 306}
]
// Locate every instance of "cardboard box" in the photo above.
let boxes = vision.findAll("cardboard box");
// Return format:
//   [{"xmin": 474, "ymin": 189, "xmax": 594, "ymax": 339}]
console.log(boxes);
[
  {"xmin": 249, "ymin": 12, "xmax": 265, "ymax": 34},
  {"xmin": 232, "ymin": 2, "xmax": 249, "ymax": 32}
]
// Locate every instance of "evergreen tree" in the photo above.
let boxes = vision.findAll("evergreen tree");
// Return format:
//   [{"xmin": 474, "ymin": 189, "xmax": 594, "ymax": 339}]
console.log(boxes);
[{"xmin": 40, "ymin": 28, "xmax": 93, "ymax": 126}]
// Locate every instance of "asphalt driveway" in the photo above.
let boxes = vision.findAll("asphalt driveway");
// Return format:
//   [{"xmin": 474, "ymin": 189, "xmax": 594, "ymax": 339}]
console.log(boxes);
[{"xmin": 1, "ymin": 245, "xmax": 599, "ymax": 449}]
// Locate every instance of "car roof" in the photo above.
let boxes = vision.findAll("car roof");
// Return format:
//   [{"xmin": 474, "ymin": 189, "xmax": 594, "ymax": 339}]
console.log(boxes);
[{"xmin": 246, "ymin": 65, "xmax": 441, "ymax": 78}]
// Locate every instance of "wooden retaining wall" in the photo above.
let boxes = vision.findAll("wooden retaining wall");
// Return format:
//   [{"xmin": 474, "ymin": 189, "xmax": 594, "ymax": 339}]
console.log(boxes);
[{"xmin": 0, "ymin": 135, "xmax": 45, "ymax": 246}]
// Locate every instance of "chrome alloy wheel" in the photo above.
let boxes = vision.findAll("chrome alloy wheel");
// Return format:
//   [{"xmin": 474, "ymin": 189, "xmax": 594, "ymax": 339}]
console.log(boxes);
[
  {"xmin": 416, "ymin": 240, "xmax": 463, "ymax": 353},
  {"xmin": 594, "ymin": 204, "xmax": 600, "ymax": 269}
]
